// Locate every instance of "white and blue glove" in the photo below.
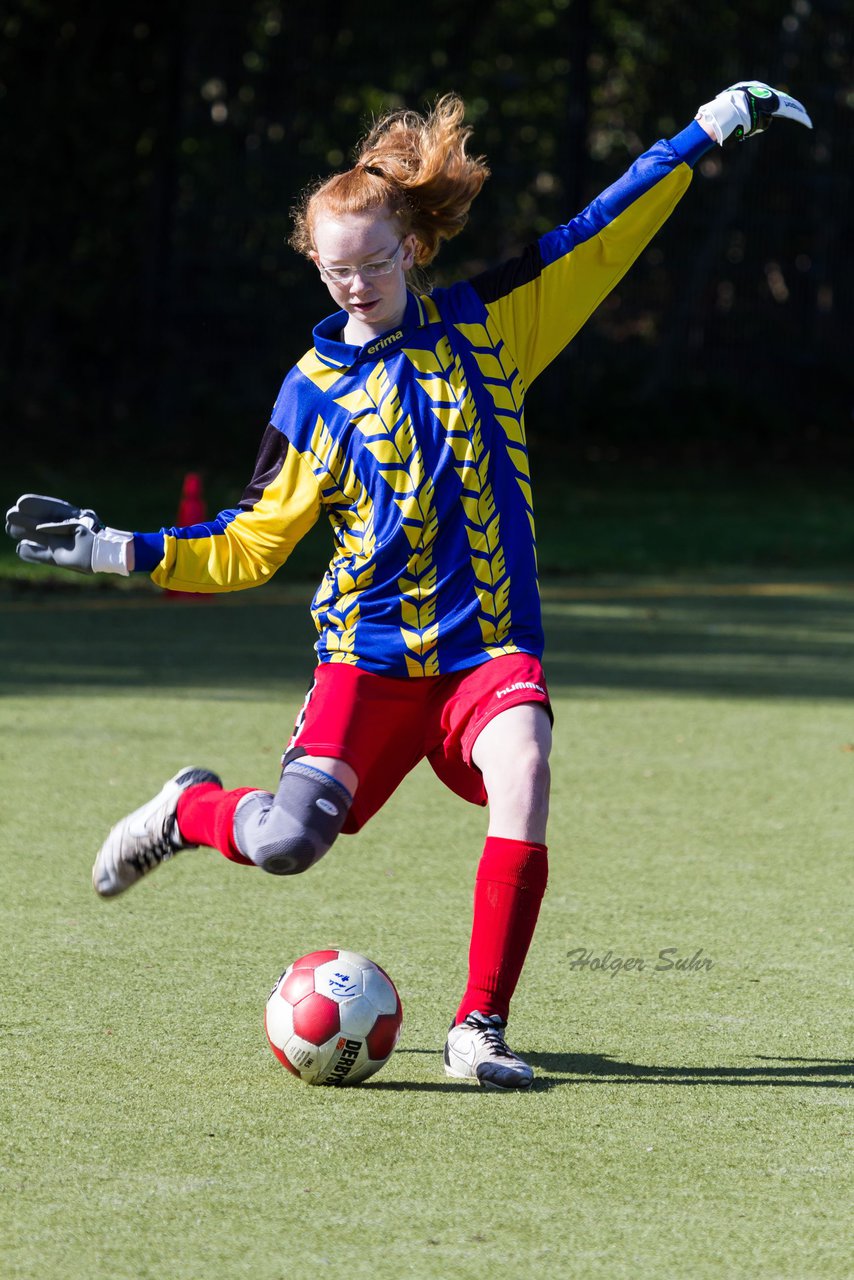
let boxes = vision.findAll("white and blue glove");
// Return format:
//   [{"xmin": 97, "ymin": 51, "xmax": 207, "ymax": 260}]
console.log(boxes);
[
  {"xmin": 696, "ymin": 80, "xmax": 813, "ymax": 146},
  {"xmin": 5, "ymin": 494, "xmax": 133, "ymax": 575}
]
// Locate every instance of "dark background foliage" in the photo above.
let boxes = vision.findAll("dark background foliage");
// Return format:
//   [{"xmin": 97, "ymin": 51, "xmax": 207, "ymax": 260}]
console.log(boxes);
[{"xmin": 1, "ymin": 0, "xmax": 851, "ymax": 480}]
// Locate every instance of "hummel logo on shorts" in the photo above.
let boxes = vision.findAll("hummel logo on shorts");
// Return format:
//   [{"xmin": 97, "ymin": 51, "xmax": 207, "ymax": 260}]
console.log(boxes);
[{"xmin": 496, "ymin": 681, "xmax": 545, "ymax": 699}]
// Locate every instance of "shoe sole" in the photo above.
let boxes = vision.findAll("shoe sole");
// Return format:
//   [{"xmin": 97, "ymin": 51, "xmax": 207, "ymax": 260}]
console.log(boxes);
[{"xmin": 444, "ymin": 1051, "xmax": 534, "ymax": 1091}]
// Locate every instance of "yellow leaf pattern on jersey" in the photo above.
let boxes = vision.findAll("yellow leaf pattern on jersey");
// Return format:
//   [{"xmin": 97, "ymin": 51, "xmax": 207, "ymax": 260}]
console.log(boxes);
[
  {"xmin": 405, "ymin": 336, "xmax": 519, "ymax": 658},
  {"xmin": 336, "ymin": 364, "xmax": 440, "ymax": 676},
  {"xmin": 299, "ymin": 414, "xmax": 377, "ymax": 664},
  {"xmin": 296, "ymin": 349, "xmax": 350, "ymax": 395},
  {"xmin": 454, "ymin": 318, "xmax": 535, "ymax": 539}
]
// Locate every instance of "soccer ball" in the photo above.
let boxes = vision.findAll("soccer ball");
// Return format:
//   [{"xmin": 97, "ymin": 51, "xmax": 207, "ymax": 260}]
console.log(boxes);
[{"xmin": 265, "ymin": 949, "xmax": 403, "ymax": 1086}]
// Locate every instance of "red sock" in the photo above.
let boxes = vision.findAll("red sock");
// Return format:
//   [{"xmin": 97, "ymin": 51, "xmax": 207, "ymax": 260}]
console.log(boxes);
[
  {"xmin": 455, "ymin": 836, "xmax": 549, "ymax": 1025},
  {"xmin": 176, "ymin": 783, "xmax": 262, "ymax": 866}
]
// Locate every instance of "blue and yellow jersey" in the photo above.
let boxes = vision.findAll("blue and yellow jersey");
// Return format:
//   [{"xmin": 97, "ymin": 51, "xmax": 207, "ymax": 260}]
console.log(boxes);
[{"xmin": 134, "ymin": 123, "xmax": 712, "ymax": 676}]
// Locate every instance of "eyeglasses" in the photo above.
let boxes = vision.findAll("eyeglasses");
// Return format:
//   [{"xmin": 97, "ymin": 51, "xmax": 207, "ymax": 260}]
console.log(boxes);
[{"xmin": 317, "ymin": 239, "xmax": 404, "ymax": 285}]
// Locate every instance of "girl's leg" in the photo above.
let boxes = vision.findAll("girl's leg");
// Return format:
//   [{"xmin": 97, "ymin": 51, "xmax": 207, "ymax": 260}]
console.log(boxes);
[
  {"xmin": 455, "ymin": 703, "xmax": 551, "ymax": 1023},
  {"xmin": 91, "ymin": 756, "xmax": 359, "ymax": 897},
  {"xmin": 177, "ymin": 755, "xmax": 358, "ymax": 867}
]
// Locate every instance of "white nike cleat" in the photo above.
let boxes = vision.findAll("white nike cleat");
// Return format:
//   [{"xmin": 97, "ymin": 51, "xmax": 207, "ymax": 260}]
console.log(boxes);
[
  {"xmin": 92, "ymin": 767, "xmax": 222, "ymax": 898},
  {"xmin": 444, "ymin": 1010, "xmax": 534, "ymax": 1091}
]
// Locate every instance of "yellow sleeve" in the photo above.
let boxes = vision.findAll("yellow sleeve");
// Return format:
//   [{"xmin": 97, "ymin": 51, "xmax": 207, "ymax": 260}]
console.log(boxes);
[
  {"xmin": 147, "ymin": 428, "xmax": 321, "ymax": 592},
  {"xmin": 472, "ymin": 129, "xmax": 708, "ymax": 386}
]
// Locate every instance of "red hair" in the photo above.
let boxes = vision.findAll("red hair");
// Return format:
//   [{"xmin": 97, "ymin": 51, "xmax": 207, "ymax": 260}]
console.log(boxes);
[{"xmin": 291, "ymin": 94, "xmax": 489, "ymax": 268}]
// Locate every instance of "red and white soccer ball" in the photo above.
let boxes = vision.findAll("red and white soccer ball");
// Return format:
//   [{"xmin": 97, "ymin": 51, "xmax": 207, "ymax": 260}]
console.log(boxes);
[{"xmin": 265, "ymin": 949, "xmax": 403, "ymax": 1086}]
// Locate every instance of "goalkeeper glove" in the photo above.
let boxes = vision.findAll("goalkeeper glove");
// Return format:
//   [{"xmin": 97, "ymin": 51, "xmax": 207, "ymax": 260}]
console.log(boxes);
[
  {"xmin": 5, "ymin": 494, "xmax": 134, "ymax": 575},
  {"xmin": 696, "ymin": 80, "xmax": 813, "ymax": 146}
]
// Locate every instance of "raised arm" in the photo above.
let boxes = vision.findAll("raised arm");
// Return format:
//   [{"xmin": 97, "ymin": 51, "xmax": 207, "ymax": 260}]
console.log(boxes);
[
  {"xmin": 469, "ymin": 122, "xmax": 711, "ymax": 387},
  {"xmin": 470, "ymin": 80, "xmax": 811, "ymax": 387}
]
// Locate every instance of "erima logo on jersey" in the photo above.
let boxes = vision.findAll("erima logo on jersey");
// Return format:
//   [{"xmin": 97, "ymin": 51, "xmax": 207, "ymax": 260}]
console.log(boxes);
[
  {"xmin": 365, "ymin": 329, "xmax": 403, "ymax": 355},
  {"xmin": 496, "ymin": 681, "xmax": 545, "ymax": 698}
]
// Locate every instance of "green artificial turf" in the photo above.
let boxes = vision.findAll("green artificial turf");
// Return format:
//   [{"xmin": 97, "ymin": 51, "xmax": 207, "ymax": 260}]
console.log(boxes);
[{"xmin": 1, "ymin": 579, "xmax": 852, "ymax": 1279}]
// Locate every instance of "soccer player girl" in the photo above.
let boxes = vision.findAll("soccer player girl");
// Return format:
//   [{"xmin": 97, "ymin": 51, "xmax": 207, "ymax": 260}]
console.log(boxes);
[{"xmin": 7, "ymin": 82, "xmax": 810, "ymax": 1089}]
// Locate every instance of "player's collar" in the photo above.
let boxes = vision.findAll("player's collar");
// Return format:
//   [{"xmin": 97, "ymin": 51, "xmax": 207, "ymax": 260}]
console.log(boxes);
[{"xmin": 312, "ymin": 292, "xmax": 431, "ymax": 368}]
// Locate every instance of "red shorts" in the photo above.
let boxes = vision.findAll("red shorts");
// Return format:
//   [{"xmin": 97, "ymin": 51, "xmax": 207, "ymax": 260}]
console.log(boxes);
[{"xmin": 283, "ymin": 653, "xmax": 551, "ymax": 833}]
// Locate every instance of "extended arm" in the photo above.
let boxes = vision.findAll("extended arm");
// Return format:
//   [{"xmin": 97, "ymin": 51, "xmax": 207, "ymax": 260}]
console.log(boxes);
[
  {"xmin": 472, "ymin": 80, "xmax": 812, "ymax": 386},
  {"xmin": 6, "ymin": 425, "xmax": 322, "ymax": 591}
]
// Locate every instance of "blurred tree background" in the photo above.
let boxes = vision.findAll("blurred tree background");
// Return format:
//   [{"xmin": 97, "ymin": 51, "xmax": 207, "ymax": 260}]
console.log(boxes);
[{"xmin": 1, "ymin": 0, "xmax": 852, "ymax": 484}]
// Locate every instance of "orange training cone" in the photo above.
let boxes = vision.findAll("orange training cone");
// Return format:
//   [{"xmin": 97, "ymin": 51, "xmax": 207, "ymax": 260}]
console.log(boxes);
[
  {"xmin": 176, "ymin": 471, "xmax": 207, "ymax": 526},
  {"xmin": 165, "ymin": 472, "xmax": 210, "ymax": 601}
]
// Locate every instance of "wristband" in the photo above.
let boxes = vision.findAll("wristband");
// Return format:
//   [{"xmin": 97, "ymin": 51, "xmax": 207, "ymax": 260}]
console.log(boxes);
[{"xmin": 92, "ymin": 528, "xmax": 134, "ymax": 576}]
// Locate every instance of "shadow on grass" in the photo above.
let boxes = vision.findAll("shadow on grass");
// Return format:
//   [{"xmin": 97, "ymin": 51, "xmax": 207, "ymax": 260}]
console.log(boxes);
[
  {"xmin": 525, "ymin": 1052, "xmax": 854, "ymax": 1089},
  {"xmin": 365, "ymin": 1080, "xmax": 481, "ymax": 1092},
  {"xmin": 3, "ymin": 578, "xmax": 854, "ymax": 701},
  {"xmin": 361, "ymin": 1049, "xmax": 853, "ymax": 1092}
]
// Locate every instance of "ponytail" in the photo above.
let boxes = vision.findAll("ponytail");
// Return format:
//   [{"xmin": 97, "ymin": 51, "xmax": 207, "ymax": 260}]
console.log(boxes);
[{"xmin": 291, "ymin": 94, "xmax": 489, "ymax": 268}]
